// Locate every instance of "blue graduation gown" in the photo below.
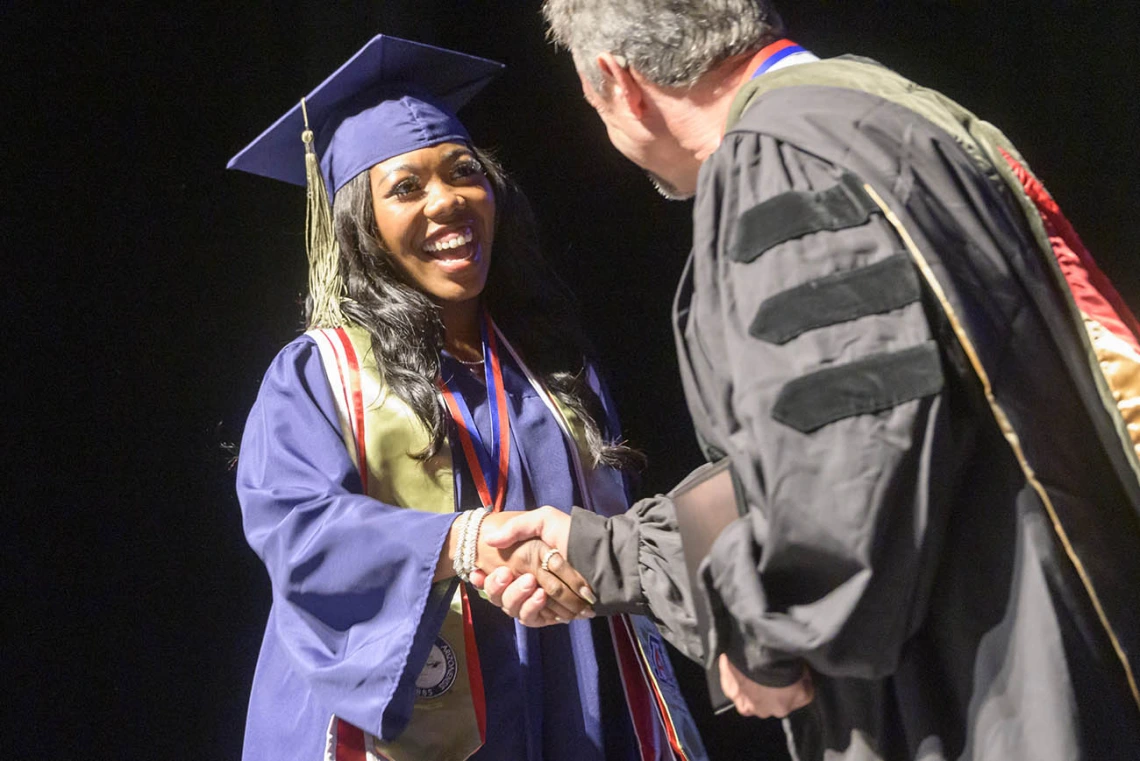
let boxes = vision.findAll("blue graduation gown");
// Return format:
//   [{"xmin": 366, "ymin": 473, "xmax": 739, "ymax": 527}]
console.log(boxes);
[{"xmin": 236, "ymin": 336, "xmax": 640, "ymax": 761}]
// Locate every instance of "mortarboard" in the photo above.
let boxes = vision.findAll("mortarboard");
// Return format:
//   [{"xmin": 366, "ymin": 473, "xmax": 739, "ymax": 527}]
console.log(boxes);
[
  {"xmin": 228, "ymin": 35, "xmax": 504, "ymax": 196},
  {"xmin": 227, "ymin": 35, "xmax": 504, "ymax": 328}
]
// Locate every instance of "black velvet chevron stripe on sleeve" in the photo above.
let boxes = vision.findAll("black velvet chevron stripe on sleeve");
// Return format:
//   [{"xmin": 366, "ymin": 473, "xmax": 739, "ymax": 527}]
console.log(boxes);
[
  {"xmin": 772, "ymin": 341, "xmax": 944, "ymax": 433},
  {"xmin": 749, "ymin": 253, "xmax": 922, "ymax": 345},
  {"xmin": 730, "ymin": 172, "xmax": 881, "ymax": 264}
]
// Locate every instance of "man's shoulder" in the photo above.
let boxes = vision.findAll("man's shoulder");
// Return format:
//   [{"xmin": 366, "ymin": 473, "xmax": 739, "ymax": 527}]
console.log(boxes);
[
  {"xmin": 725, "ymin": 56, "xmax": 907, "ymax": 132},
  {"xmin": 720, "ymin": 55, "xmax": 1004, "ymax": 183},
  {"xmin": 703, "ymin": 73, "xmax": 891, "ymax": 187}
]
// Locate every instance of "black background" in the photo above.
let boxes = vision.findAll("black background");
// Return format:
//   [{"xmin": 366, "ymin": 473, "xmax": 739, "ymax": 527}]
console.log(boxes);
[{"xmin": 6, "ymin": 1, "xmax": 1138, "ymax": 758}]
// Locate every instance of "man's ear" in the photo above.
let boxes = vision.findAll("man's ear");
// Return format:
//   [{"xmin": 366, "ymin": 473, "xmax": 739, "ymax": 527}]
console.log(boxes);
[{"xmin": 595, "ymin": 52, "xmax": 646, "ymax": 119}]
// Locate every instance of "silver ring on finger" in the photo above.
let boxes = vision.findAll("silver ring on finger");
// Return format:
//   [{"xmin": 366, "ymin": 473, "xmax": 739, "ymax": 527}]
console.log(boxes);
[{"xmin": 540, "ymin": 547, "xmax": 561, "ymax": 572}]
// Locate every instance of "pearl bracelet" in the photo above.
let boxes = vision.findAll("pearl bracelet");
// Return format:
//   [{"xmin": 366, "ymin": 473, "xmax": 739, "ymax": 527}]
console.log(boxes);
[
  {"xmin": 451, "ymin": 509, "xmax": 474, "ymax": 581},
  {"xmin": 458, "ymin": 506, "xmax": 491, "ymax": 583}
]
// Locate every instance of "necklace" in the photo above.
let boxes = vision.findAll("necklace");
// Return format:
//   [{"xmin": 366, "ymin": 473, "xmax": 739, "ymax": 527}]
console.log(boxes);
[{"xmin": 447, "ymin": 341, "xmax": 484, "ymax": 366}]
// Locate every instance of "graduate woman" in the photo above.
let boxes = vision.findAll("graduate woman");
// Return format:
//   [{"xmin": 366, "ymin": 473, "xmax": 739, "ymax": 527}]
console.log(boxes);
[{"xmin": 227, "ymin": 36, "xmax": 705, "ymax": 761}]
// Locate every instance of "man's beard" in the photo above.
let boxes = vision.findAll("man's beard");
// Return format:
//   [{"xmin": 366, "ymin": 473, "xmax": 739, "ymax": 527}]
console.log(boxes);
[{"xmin": 646, "ymin": 170, "xmax": 694, "ymax": 201}]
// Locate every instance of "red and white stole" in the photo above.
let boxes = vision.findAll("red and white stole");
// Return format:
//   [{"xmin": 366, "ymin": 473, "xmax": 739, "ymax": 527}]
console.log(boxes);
[{"xmin": 310, "ymin": 325, "xmax": 707, "ymax": 761}]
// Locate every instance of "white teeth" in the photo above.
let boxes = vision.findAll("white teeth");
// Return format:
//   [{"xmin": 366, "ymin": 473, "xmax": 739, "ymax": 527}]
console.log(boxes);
[{"xmin": 423, "ymin": 228, "xmax": 474, "ymax": 253}]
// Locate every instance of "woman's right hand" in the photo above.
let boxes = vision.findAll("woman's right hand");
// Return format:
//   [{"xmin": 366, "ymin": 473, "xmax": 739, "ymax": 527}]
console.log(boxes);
[{"xmin": 475, "ymin": 512, "xmax": 595, "ymax": 626}]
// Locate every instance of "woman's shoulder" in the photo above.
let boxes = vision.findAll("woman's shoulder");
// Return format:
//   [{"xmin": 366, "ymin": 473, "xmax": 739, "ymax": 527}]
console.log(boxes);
[
  {"xmin": 267, "ymin": 333, "xmax": 321, "ymax": 368},
  {"xmin": 247, "ymin": 333, "xmax": 348, "ymax": 425},
  {"xmin": 272, "ymin": 327, "xmax": 388, "ymax": 404},
  {"xmin": 255, "ymin": 333, "xmax": 327, "ymax": 393}
]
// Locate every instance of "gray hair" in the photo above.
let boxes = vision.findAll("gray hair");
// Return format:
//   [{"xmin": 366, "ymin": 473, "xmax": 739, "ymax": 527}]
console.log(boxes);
[{"xmin": 541, "ymin": 0, "xmax": 785, "ymax": 90}]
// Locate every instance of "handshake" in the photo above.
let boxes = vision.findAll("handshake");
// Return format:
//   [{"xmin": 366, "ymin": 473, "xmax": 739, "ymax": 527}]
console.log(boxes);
[
  {"xmin": 453, "ymin": 506, "xmax": 815, "ymax": 719},
  {"xmin": 458, "ymin": 506, "xmax": 594, "ymax": 627}
]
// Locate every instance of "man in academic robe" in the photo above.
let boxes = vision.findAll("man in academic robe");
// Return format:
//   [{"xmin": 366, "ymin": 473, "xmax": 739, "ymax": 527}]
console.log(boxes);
[{"xmin": 480, "ymin": 1, "xmax": 1140, "ymax": 759}]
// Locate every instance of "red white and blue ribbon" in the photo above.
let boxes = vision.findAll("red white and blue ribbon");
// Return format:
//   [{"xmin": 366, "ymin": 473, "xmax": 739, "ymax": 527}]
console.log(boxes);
[
  {"xmin": 748, "ymin": 39, "xmax": 817, "ymax": 79},
  {"xmin": 315, "ymin": 325, "xmax": 494, "ymax": 760},
  {"xmin": 433, "ymin": 311, "xmax": 515, "ymax": 751},
  {"xmin": 494, "ymin": 323, "xmax": 700, "ymax": 761},
  {"xmin": 438, "ymin": 309, "xmax": 512, "ymax": 513}
]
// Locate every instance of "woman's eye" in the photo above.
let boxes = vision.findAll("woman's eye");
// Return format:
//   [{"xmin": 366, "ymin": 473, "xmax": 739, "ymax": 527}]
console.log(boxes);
[
  {"xmin": 389, "ymin": 177, "xmax": 422, "ymax": 198},
  {"xmin": 452, "ymin": 160, "xmax": 485, "ymax": 180}
]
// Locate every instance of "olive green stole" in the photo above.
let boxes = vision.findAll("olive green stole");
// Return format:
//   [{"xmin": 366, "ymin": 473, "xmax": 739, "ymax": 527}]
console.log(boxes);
[
  {"xmin": 310, "ymin": 325, "xmax": 481, "ymax": 761},
  {"xmin": 310, "ymin": 325, "xmax": 708, "ymax": 761}
]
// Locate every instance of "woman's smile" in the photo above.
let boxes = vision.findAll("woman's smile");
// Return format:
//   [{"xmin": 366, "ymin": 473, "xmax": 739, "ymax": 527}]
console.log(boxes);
[
  {"xmin": 422, "ymin": 226, "xmax": 474, "ymax": 255},
  {"xmin": 421, "ymin": 225, "xmax": 483, "ymax": 272},
  {"xmin": 369, "ymin": 141, "xmax": 496, "ymax": 306}
]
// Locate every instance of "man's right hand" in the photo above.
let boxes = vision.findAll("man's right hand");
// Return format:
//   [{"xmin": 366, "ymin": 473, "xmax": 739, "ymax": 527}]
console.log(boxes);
[
  {"xmin": 473, "ymin": 507, "xmax": 595, "ymax": 626},
  {"xmin": 482, "ymin": 506, "xmax": 573, "ymax": 557},
  {"xmin": 475, "ymin": 566, "xmax": 563, "ymax": 627},
  {"xmin": 474, "ymin": 511, "xmax": 593, "ymax": 624}
]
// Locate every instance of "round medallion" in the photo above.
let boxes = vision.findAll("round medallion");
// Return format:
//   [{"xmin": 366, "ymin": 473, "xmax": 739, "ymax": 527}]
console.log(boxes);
[{"xmin": 415, "ymin": 637, "xmax": 458, "ymax": 700}]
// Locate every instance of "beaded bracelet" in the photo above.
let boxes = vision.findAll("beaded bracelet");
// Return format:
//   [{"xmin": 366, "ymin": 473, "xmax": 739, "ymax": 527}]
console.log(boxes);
[
  {"xmin": 451, "ymin": 509, "xmax": 474, "ymax": 581},
  {"xmin": 458, "ymin": 506, "xmax": 491, "ymax": 583}
]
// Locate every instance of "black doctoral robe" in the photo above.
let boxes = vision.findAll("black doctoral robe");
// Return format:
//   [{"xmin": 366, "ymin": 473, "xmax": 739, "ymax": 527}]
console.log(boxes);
[{"xmin": 568, "ymin": 58, "xmax": 1140, "ymax": 760}]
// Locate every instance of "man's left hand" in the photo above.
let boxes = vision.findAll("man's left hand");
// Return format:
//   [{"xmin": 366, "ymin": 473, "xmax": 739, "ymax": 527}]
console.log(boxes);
[{"xmin": 718, "ymin": 654, "xmax": 814, "ymax": 718}]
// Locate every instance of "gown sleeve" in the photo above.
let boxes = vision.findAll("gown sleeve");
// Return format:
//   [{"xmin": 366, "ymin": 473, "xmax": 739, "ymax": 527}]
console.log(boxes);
[
  {"xmin": 237, "ymin": 337, "xmax": 459, "ymax": 737},
  {"xmin": 568, "ymin": 364, "xmax": 707, "ymax": 659},
  {"xmin": 567, "ymin": 496, "xmax": 703, "ymax": 661},
  {"xmin": 687, "ymin": 132, "xmax": 961, "ymax": 686},
  {"xmin": 572, "ymin": 133, "xmax": 966, "ymax": 688}
]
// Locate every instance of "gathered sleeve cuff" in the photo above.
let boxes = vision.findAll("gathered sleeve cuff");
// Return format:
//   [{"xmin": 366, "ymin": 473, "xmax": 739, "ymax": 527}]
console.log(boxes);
[{"xmin": 567, "ymin": 497, "xmax": 704, "ymax": 661}]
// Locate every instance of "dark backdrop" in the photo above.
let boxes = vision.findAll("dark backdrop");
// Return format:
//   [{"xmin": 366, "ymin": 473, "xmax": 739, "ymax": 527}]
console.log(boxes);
[{"xmin": 6, "ymin": 1, "xmax": 1138, "ymax": 758}]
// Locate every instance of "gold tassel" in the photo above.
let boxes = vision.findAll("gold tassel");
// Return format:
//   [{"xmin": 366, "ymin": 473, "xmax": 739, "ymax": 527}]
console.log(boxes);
[{"xmin": 301, "ymin": 98, "xmax": 345, "ymax": 328}]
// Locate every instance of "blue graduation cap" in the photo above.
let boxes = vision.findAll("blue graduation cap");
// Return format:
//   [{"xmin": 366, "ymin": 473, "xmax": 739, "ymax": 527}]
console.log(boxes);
[
  {"xmin": 227, "ymin": 34, "xmax": 504, "ymax": 196},
  {"xmin": 227, "ymin": 35, "xmax": 504, "ymax": 329}
]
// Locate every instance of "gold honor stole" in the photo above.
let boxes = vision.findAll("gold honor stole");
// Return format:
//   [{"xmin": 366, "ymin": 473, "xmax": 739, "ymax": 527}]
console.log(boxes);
[{"xmin": 308, "ymin": 325, "xmax": 707, "ymax": 761}]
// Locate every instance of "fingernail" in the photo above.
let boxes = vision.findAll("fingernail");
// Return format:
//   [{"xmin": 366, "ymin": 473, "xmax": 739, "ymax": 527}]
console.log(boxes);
[
  {"xmin": 578, "ymin": 587, "xmax": 597, "ymax": 606},
  {"xmin": 554, "ymin": 615, "xmax": 567, "ymax": 623},
  {"xmin": 494, "ymin": 568, "xmax": 510, "ymax": 583},
  {"xmin": 579, "ymin": 609, "xmax": 596, "ymax": 619}
]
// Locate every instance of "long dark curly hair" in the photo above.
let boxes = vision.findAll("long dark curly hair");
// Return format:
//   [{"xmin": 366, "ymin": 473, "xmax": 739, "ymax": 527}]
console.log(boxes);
[{"xmin": 320, "ymin": 145, "xmax": 644, "ymax": 471}]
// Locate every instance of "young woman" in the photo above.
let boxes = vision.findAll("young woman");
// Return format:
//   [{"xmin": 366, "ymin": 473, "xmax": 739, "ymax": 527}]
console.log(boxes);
[{"xmin": 227, "ymin": 35, "xmax": 705, "ymax": 761}]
